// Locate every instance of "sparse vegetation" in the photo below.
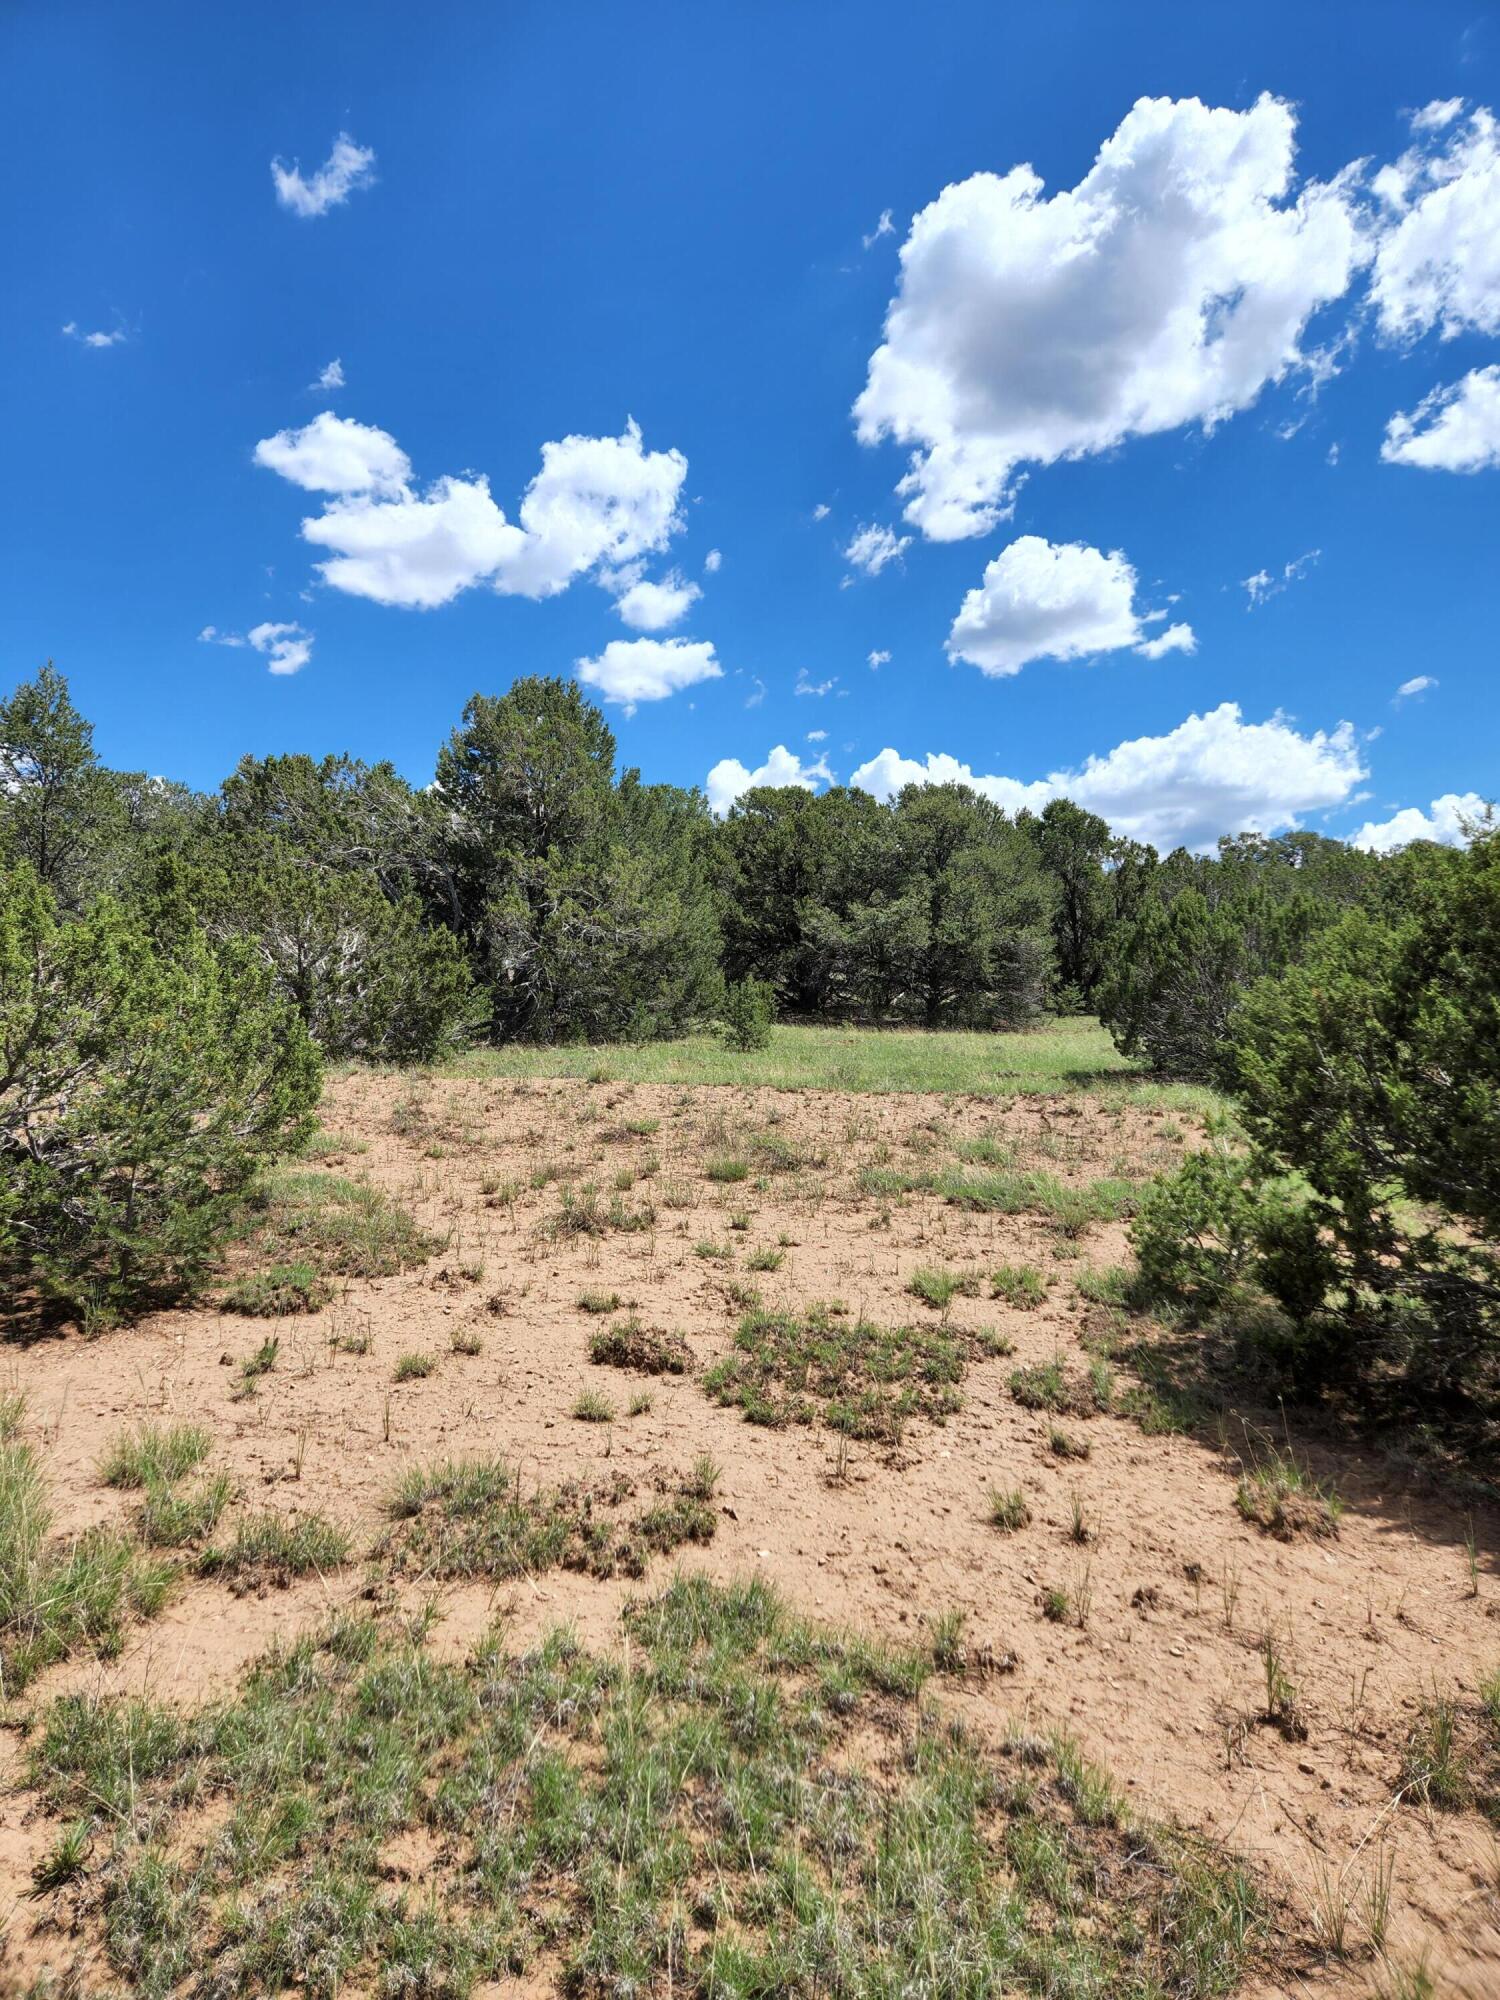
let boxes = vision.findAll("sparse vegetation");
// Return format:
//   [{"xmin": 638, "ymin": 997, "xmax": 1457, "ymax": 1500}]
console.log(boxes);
[
  {"xmin": 20, "ymin": 1574, "xmax": 1267, "ymax": 1997},
  {"xmin": 0, "ymin": 1427, "xmax": 174, "ymax": 1693},
  {"xmin": 198, "ymin": 1509, "xmax": 350, "ymax": 1585},
  {"xmin": 232, "ymin": 1170, "xmax": 438, "ymax": 1282},
  {"xmin": 704, "ymin": 1303, "xmax": 966, "ymax": 1440},
  {"xmin": 384, "ymin": 1458, "xmax": 714, "ymax": 1581},
  {"xmin": 588, "ymin": 1315, "xmax": 693, "ymax": 1374}
]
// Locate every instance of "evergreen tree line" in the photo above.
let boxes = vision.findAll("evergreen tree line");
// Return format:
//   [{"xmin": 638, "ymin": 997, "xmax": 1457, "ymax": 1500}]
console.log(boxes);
[{"xmin": 2, "ymin": 661, "xmax": 1490, "ymax": 1373}]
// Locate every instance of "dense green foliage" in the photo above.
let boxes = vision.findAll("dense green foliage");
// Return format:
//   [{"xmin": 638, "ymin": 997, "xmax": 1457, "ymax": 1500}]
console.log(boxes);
[
  {"xmin": 718, "ymin": 781, "xmax": 1055, "ymax": 1026},
  {"xmin": 1133, "ymin": 830, "xmax": 1500, "ymax": 1428},
  {"xmin": 0, "ymin": 864, "xmax": 319, "ymax": 1324}
]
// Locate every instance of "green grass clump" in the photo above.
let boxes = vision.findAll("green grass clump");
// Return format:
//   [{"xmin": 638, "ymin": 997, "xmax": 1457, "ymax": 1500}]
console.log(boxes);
[
  {"xmin": 907, "ymin": 1265, "xmax": 981, "ymax": 1311},
  {"xmin": 577, "ymin": 1288, "xmax": 623, "ymax": 1314},
  {"xmin": 1075, "ymin": 1264, "xmax": 1136, "ymax": 1307},
  {"xmin": 232, "ymin": 1171, "xmax": 439, "ymax": 1281},
  {"xmin": 20, "ymin": 1572, "xmax": 1264, "ymax": 1997},
  {"xmin": 1397, "ymin": 1679, "xmax": 1500, "ymax": 1817},
  {"xmin": 573, "ymin": 1389, "xmax": 615, "ymax": 1423},
  {"xmin": 988, "ymin": 1487, "xmax": 1031, "ymax": 1532},
  {"xmin": 198, "ymin": 1510, "xmax": 350, "ymax": 1586},
  {"xmin": 1049, "ymin": 1427, "xmax": 1091, "ymax": 1460},
  {"xmin": 541, "ymin": 1183, "xmax": 656, "ymax": 1239},
  {"xmin": 746, "ymin": 1246, "xmax": 784, "ymax": 1272},
  {"xmin": 588, "ymin": 1316, "xmax": 693, "ymax": 1375},
  {"xmin": 393, "ymin": 1351, "xmax": 436, "ymax": 1382},
  {"xmin": 705, "ymin": 1154, "xmax": 750, "ymax": 1183},
  {"xmin": 99, "ymin": 1423, "xmax": 211, "ymax": 1490},
  {"xmin": 1009, "ymin": 1356, "xmax": 1111, "ymax": 1417},
  {"xmin": 384, "ymin": 1458, "xmax": 713, "ymax": 1582},
  {"xmin": 703, "ymin": 1304, "xmax": 966, "ymax": 1442},
  {"xmin": 990, "ymin": 1263, "xmax": 1048, "ymax": 1308},
  {"xmin": 138, "ymin": 1474, "xmax": 234, "ymax": 1549},
  {"xmin": 220, "ymin": 1261, "xmax": 334, "ymax": 1316},
  {"xmin": 1234, "ymin": 1448, "xmax": 1343, "ymax": 1540},
  {"xmin": 939, "ymin": 1168, "xmax": 1141, "ymax": 1232},
  {"xmin": 0, "ymin": 1432, "xmax": 174, "ymax": 1694}
]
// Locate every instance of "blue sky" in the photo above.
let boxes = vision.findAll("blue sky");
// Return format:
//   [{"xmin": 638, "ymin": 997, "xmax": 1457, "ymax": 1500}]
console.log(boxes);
[{"xmin": 4, "ymin": 0, "xmax": 1497, "ymax": 853}]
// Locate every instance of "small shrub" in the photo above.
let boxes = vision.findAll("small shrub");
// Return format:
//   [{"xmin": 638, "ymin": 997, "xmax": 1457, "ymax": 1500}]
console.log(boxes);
[
  {"xmin": 705, "ymin": 1155, "xmax": 750, "ymax": 1184},
  {"xmin": 394, "ymin": 1352, "xmax": 436, "ymax": 1382},
  {"xmin": 573, "ymin": 1390, "xmax": 615, "ymax": 1423},
  {"xmin": 719, "ymin": 978, "xmax": 774, "ymax": 1053},
  {"xmin": 746, "ymin": 1247, "xmax": 783, "ymax": 1273}
]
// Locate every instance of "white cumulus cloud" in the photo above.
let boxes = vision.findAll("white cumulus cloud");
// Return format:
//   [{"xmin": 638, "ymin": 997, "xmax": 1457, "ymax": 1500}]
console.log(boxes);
[
  {"xmin": 1382, "ymin": 364, "xmax": 1500, "ymax": 471},
  {"xmin": 848, "ymin": 701, "xmax": 1364, "ymax": 852},
  {"xmin": 1351, "ymin": 792, "xmax": 1489, "ymax": 852},
  {"xmin": 256, "ymin": 414, "xmax": 688, "ymax": 612},
  {"xmin": 254, "ymin": 412, "xmax": 412, "ymax": 496},
  {"xmin": 705, "ymin": 745, "xmax": 834, "ymax": 816},
  {"xmin": 868, "ymin": 648, "xmax": 890, "ymax": 669},
  {"xmin": 947, "ymin": 535, "xmax": 1192, "ymax": 676},
  {"xmin": 854, "ymin": 94, "xmax": 1365, "ymax": 539},
  {"xmin": 610, "ymin": 569, "xmax": 701, "ymax": 631},
  {"xmin": 314, "ymin": 358, "xmax": 345, "ymax": 391},
  {"xmin": 248, "ymin": 622, "xmax": 314, "ymax": 675},
  {"xmin": 1135, "ymin": 622, "xmax": 1197, "ymax": 660},
  {"xmin": 575, "ymin": 638, "xmax": 722, "ymax": 715},
  {"xmin": 272, "ymin": 132, "xmax": 376, "ymax": 218},
  {"xmin": 1370, "ymin": 106, "xmax": 1500, "ymax": 342},
  {"xmin": 703, "ymin": 548, "xmax": 722, "ymax": 573}
]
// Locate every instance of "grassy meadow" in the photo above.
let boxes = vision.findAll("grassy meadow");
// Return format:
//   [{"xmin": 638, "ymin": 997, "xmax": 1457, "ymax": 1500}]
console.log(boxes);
[{"xmin": 444, "ymin": 1014, "xmax": 1221, "ymax": 1108}]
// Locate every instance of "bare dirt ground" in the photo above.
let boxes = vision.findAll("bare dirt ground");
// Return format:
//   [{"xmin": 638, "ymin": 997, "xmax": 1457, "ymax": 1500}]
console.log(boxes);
[{"xmin": 3, "ymin": 1069, "xmax": 1498, "ymax": 1996}]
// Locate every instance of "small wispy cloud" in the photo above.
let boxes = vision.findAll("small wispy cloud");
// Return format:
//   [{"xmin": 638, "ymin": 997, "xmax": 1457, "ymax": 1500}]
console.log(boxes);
[
  {"xmin": 862, "ymin": 207, "xmax": 895, "ymax": 249},
  {"xmin": 1242, "ymin": 548, "xmax": 1321, "ymax": 608},
  {"xmin": 200, "ymin": 621, "xmax": 314, "ymax": 674},
  {"xmin": 272, "ymin": 132, "xmax": 376, "ymax": 218},
  {"xmin": 867, "ymin": 648, "xmax": 890, "ymax": 670},
  {"xmin": 703, "ymin": 547, "xmax": 722, "ymax": 574},
  {"xmin": 1394, "ymin": 674, "xmax": 1438, "ymax": 701},
  {"xmin": 313, "ymin": 358, "xmax": 345, "ymax": 391},
  {"xmin": 795, "ymin": 670, "xmax": 837, "ymax": 698},
  {"xmin": 61, "ymin": 319, "xmax": 126, "ymax": 349},
  {"xmin": 843, "ymin": 522, "xmax": 911, "ymax": 578}
]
